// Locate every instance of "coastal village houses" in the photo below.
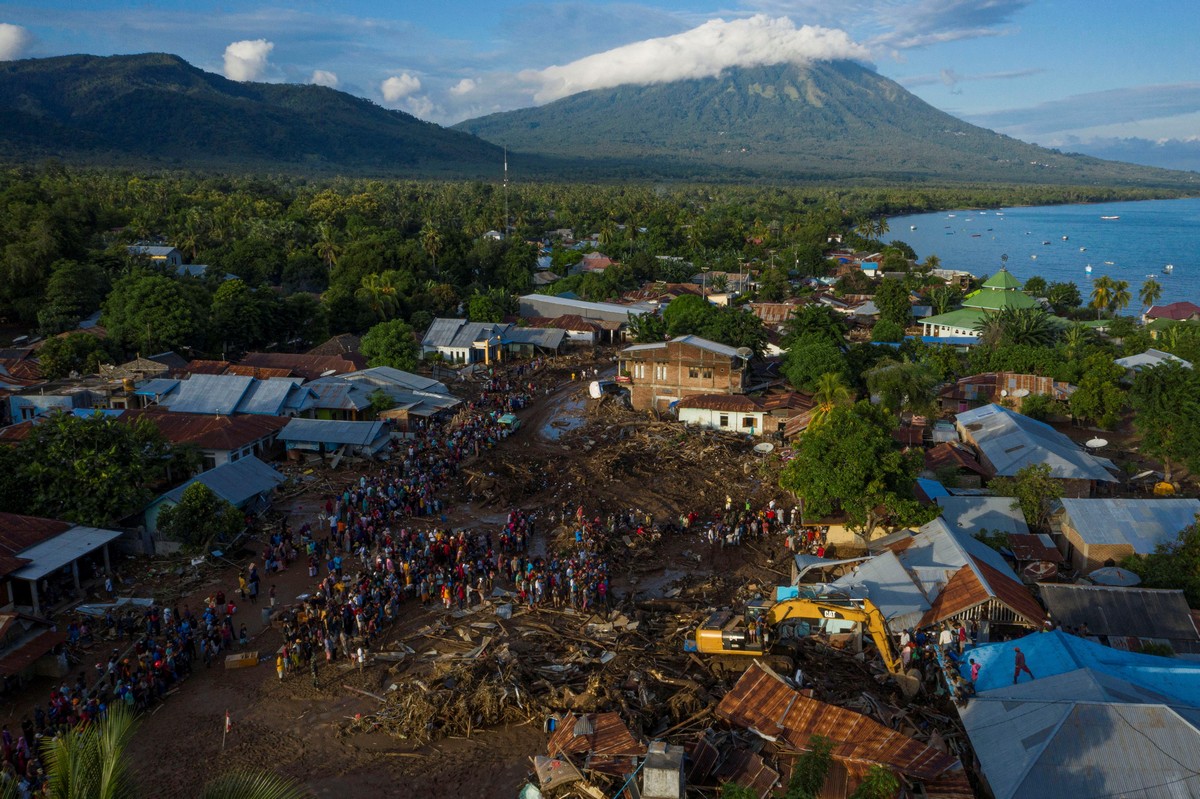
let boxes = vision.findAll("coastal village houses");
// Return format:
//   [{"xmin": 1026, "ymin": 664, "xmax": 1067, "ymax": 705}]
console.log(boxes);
[{"xmin": 618, "ymin": 335, "xmax": 748, "ymax": 413}]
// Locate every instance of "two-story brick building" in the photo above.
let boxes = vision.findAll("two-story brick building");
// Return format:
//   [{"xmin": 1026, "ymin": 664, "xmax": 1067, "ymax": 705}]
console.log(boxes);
[{"xmin": 618, "ymin": 335, "xmax": 746, "ymax": 412}]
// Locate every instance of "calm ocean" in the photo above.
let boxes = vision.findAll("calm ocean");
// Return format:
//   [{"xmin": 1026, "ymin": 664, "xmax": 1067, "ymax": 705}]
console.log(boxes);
[{"xmin": 888, "ymin": 197, "xmax": 1200, "ymax": 306}]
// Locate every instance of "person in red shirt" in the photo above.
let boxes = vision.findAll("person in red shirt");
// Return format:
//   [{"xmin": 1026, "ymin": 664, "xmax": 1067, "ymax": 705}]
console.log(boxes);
[{"xmin": 1013, "ymin": 646, "xmax": 1034, "ymax": 684}]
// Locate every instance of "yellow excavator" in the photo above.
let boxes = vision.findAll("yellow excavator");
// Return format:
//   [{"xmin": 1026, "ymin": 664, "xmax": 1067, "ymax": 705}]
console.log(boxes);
[{"xmin": 685, "ymin": 596, "xmax": 919, "ymax": 693}]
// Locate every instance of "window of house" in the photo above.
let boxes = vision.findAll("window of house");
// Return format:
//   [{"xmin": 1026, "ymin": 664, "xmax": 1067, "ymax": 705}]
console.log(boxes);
[
  {"xmin": 231, "ymin": 452, "xmax": 241, "ymax": 462},
  {"xmin": 655, "ymin": 364, "xmax": 668, "ymax": 380},
  {"xmin": 634, "ymin": 363, "xmax": 645, "ymax": 379},
  {"xmin": 719, "ymin": 414, "xmax": 730, "ymax": 427},
  {"xmin": 702, "ymin": 368, "xmax": 713, "ymax": 379},
  {"xmin": 202, "ymin": 456, "xmax": 217, "ymax": 471},
  {"xmin": 742, "ymin": 416, "xmax": 757, "ymax": 428},
  {"xmin": 689, "ymin": 367, "xmax": 700, "ymax": 379}
]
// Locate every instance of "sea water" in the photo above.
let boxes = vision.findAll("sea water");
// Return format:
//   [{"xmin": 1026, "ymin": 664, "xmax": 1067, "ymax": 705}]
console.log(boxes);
[{"xmin": 888, "ymin": 197, "xmax": 1200, "ymax": 306}]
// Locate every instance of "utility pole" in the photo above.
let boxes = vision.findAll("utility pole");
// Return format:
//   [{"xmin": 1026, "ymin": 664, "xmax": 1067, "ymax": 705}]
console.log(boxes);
[{"xmin": 503, "ymin": 146, "xmax": 509, "ymax": 241}]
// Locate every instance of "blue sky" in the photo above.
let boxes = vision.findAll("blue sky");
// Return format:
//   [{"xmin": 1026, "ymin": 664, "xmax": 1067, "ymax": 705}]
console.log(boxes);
[{"xmin": 2, "ymin": 1, "xmax": 1198, "ymax": 169}]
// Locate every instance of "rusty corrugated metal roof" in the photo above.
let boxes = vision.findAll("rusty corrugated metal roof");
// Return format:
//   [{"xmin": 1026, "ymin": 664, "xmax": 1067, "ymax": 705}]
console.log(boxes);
[
  {"xmin": 678, "ymin": 394, "xmax": 762, "ymax": 412},
  {"xmin": 715, "ymin": 663, "xmax": 959, "ymax": 781},
  {"xmin": 547, "ymin": 712, "xmax": 646, "ymax": 759},
  {"xmin": 712, "ymin": 747, "xmax": 779, "ymax": 799},
  {"xmin": 919, "ymin": 559, "xmax": 1044, "ymax": 628},
  {"xmin": 1006, "ymin": 533, "xmax": 1065, "ymax": 563}
]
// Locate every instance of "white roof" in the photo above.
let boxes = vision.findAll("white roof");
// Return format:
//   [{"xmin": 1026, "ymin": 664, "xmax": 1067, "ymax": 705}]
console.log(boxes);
[
  {"xmin": 829, "ymin": 549, "xmax": 931, "ymax": 630},
  {"xmin": 10, "ymin": 527, "xmax": 123, "ymax": 581},
  {"xmin": 1114, "ymin": 348, "xmax": 1192, "ymax": 371},
  {"xmin": 956, "ymin": 404, "xmax": 1118, "ymax": 482},
  {"xmin": 621, "ymin": 335, "xmax": 740, "ymax": 358},
  {"xmin": 937, "ymin": 495, "xmax": 1030, "ymax": 537},
  {"xmin": 1060, "ymin": 497, "xmax": 1200, "ymax": 552}
]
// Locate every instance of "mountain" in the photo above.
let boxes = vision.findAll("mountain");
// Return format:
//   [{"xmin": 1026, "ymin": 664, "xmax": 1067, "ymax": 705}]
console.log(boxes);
[
  {"xmin": 0, "ymin": 53, "xmax": 507, "ymax": 175},
  {"xmin": 455, "ymin": 60, "xmax": 1199, "ymax": 187}
]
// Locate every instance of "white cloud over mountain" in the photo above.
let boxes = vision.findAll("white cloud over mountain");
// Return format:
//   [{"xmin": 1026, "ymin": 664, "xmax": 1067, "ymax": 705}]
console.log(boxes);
[
  {"xmin": 381, "ymin": 73, "xmax": 421, "ymax": 103},
  {"xmin": 222, "ymin": 38, "xmax": 273, "ymax": 81},
  {"xmin": 310, "ymin": 69, "xmax": 338, "ymax": 88},
  {"xmin": 520, "ymin": 15, "xmax": 869, "ymax": 103},
  {"xmin": 0, "ymin": 23, "xmax": 32, "ymax": 61}
]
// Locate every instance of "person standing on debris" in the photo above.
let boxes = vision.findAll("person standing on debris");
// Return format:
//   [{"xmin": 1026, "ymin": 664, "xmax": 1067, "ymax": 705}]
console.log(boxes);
[
  {"xmin": 938, "ymin": 625, "xmax": 953, "ymax": 652},
  {"xmin": 1013, "ymin": 647, "xmax": 1034, "ymax": 684},
  {"xmin": 970, "ymin": 658, "xmax": 980, "ymax": 684},
  {"xmin": 309, "ymin": 655, "xmax": 320, "ymax": 688}
]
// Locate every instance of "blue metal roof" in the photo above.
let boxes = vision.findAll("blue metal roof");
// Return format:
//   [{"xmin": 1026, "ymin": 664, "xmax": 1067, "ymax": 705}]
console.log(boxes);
[
  {"xmin": 916, "ymin": 477, "xmax": 950, "ymax": 500},
  {"xmin": 134, "ymin": 378, "xmax": 180, "ymax": 397},
  {"xmin": 163, "ymin": 374, "xmax": 253, "ymax": 414},
  {"xmin": 153, "ymin": 456, "xmax": 285, "ymax": 509},
  {"xmin": 277, "ymin": 418, "xmax": 387, "ymax": 447}
]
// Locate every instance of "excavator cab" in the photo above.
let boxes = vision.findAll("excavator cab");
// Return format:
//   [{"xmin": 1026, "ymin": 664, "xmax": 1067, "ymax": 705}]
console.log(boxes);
[{"xmin": 689, "ymin": 600, "xmax": 774, "ymax": 654}]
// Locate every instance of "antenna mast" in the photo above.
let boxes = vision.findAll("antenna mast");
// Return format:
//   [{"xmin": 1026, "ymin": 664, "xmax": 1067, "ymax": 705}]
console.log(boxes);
[{"xmin": 503, "ymin": 146, "xmax": 509, "ymax": 241}]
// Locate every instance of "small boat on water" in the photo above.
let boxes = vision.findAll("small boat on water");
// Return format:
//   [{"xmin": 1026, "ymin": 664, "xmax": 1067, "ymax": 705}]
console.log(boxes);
[
  {"xmin": 1101, "ymin": 215, "xmax": 1120, "ymax": 220},
  {"xmin": 1104, "ymin": 261, "xmax": 1115, "ymax": 265},
  {"xmin": 971, "ymin": 234, "xmax": 982, "ymax": 238},
  {"xmin": 995, "ymin": 212, "xmax": 1004, "ymax": 216},
  {"xmin": 1062, "ymin": 235, "xmax": 1069, "ymax": 240},
  {"xmin": 1085, "ymin": 264, "xmax": 1092, "ymax": 273},
  {"xmin": 1079, "ymin": 247, "xmax": 1086, "ymax": 251},
  {"xmin": 910, "ymin": 225, "xmax": 917, "ymax": 230},
  {"xmin": 1042, "ymin": 241, "xmax": 1051, "ymax": 245},
  {"xmin": 948, "ymin": 214, "xmax": 956, "ymax": 218},
  {"xmin": 1031, "ymin": 255, "xmax": 1038, "ymax": 260},
  {"xmin": 1164, "ymin": 264, "xmax": 1175, "ymax": 274}
]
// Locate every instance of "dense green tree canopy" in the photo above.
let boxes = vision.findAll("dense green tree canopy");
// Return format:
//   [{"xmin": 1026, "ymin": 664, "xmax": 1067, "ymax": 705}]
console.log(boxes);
[
  {"xmin": 779, "ymin": 402, "xmax": 930, "ymax": 545},
  {"xmin": 157, "ymin": 483, "xmax": 245, "ymax": 549},
  {"xmin": 991, "ymin": 463, "xmax": 1062, "ymax": 530},
  {"xmin": 1129, "ymin": 361, "xmax": 1200, "ymax": 484},
  {"xmin": 1, "ymin": 413, "xmax": 178, "ymax": 526},
  {"xmin": 359, "ymin": 319, "xmax": 419, "ymax": 371},
  {"xmin": 101, "ymin": 272, "xmax": 208, "ymax": 355},
  {"xmin": 782, "ymin": 335, "xmax": 849, "ymax": 391}
]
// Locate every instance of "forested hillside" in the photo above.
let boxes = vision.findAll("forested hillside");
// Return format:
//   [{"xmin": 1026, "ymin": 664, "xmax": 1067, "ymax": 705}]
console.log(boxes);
[
  {"xmin": 456, "ymin": 61, "xmax": 1200, "ymax": 187},
  {"xmin": 0, "ymin": 53, "xmax": 507, "ymax": 175}
]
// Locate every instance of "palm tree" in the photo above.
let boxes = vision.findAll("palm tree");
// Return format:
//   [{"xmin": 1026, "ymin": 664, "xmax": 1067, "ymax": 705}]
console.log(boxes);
[
  {"xmin": 973, "ymin": 314, "xmax": 1007, "ymax": 348},
  {"xmin": 1139, "ymin": 277, "xmax": 1163, "ymax": 312},
  {"xmin": 1107, "ymin": 279, "xmax": 1131, "ymax": 317},
  {"xmin": 1007, "ymin": 308, "xmax": 1059, "ymax": 347},
  {"xmin": 420, "ymin": 221, "xmax": 443, "ymax": 276},
  {"xmin": 871, "ymin": 217, "xmax": 890, "ymax": 241},
  {"xmin": 356, "ymin": 272, "xmax": 400, "ymax": 320},
  {"xmin": 313, "ymin": 222, "xmax": 341, "ymax": 273},
  {"xmin": 1062, "ymin": 323, "xmax": 1095, "ymax": 360},
  {"xmin": 928, "ymin": 285, "xmax": 957, "ymax": 315},
  {"xmin": 974, "ymin": 307, "xmax": 1058, "ymax": 348},
  {"xmin": 4, "ymin": 708, "xmax": 309, "ymax": 799},
  {"xmin": 708, "ymin": 272, "xmax": 729, "ymax": 293},
  {"xmin": 809, "ymin": 372, "xmax": 854, "ymax": 428},
  {"xmin": 1090, "ymin": 275, "xmax": 1115, "ymax": 319}
]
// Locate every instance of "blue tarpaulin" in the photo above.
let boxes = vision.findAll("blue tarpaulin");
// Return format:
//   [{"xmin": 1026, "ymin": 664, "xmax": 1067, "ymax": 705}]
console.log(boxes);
[{"xmin": 962, "ymin": 629, "xmax": 1200, "ymax": 706}]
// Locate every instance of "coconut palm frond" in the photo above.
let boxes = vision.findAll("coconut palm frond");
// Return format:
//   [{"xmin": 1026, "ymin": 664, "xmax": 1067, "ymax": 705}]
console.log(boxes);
[{"xmin": 197, "ymin": 771, "xmax": 312, "ymax": 799}]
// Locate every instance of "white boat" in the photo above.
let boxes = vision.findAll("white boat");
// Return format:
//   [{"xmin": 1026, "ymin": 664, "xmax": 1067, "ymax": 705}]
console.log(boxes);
[
  {"xmin": 1042, "ymin": 241, "xmax": 1051, "ymax": 245},
  {"xmin": 1101, "ymin": 215, "xmax": 1120, "ymax": 220},
  {"xmin": 995, "ymin": 212, "xmax": 1004, "ymax": 216},
  {"xmin": 1079, "ymin": 247, "xmax": 1086, "ymax": 251},
  {"xmin": 1104, "ymin": 261, "xmax": 1115, "ymax": 265},
  {"xmin": 1031, "ymin": 255, "xmax": 1037, "ymax": 260},
  {"xmin": 1085, "ymin": 265, "xmax": 1092, "ymax": 273},
  {"xmin": 1164, "ymin": 264, "xmax": 1175, "ymax": 274},
  {"xmin": 948, "ymin": 214, "xmax": 956, "ymax": 218},
  {"xmin": 910, "ymin": 225, "xmax": 917, "ymax": 230},
  {"xmin": 1062, "ymin": 235, "xmax": 1069, "ymax": 240}
]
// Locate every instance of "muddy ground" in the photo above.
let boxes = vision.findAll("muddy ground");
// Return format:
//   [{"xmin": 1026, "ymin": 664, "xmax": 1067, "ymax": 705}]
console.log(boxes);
[{"xmin": 98, "ymin": 357, "xmax": 788, "ymax": 798}]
